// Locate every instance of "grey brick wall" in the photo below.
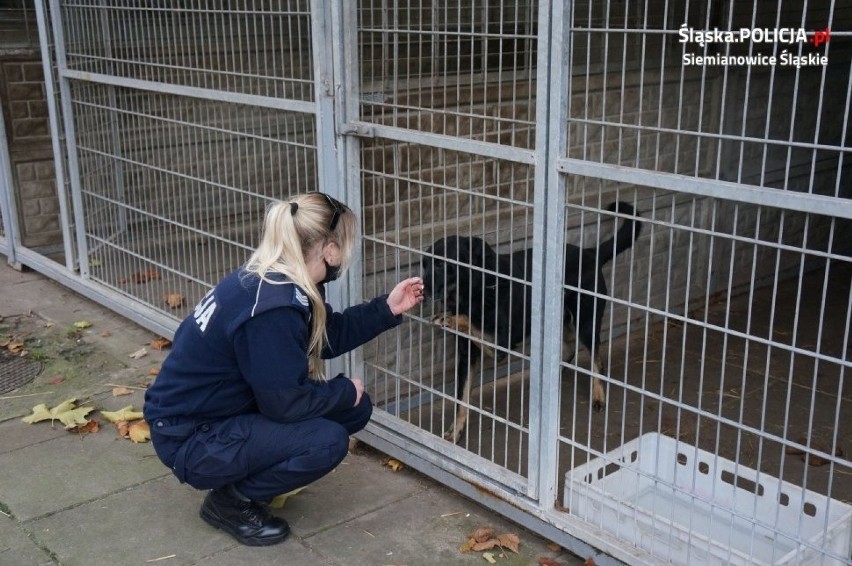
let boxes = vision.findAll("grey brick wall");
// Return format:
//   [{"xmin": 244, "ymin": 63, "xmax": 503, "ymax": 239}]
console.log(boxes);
[{"xmin": 1, "ymin": 53, "xmax": 61, "ymax": 249}]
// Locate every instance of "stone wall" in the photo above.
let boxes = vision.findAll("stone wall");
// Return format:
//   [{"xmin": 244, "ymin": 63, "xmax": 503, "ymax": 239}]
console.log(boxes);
[{"xmin": 1, "ymin": 52, "xmax": 61, "ymax": 250}]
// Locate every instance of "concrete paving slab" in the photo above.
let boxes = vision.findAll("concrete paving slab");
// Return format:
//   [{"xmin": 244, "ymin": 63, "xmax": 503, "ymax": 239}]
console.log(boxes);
[
  {"xmin": 0, "ymin": 422, "xmax": 167, "ymax": 521},
  {"xmin": 27, "ymin": 476, "xmax": 231, "ymax": 566},
  {"xmin": 282, "ymin": 450, "xmax": 429, "ymax": 537},
  {"xmin": 303, "ymin": 486, "xmax": 562, "ymax": 566},
  {"xmin": 0, "ymin": 514, "xmax": 54, "ymax": 566}
]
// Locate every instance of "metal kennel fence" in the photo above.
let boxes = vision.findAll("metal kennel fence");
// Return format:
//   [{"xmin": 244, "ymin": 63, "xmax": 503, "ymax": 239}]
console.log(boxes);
[{"xmin": 2, "ymin": 1, "xmax": 851, "ymax": 564}]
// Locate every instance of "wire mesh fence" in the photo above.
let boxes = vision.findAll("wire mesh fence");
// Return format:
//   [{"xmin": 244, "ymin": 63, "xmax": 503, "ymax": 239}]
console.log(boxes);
[{"xmin": 5, "ymin": 0, "xmax": 851, "ymax": 563}]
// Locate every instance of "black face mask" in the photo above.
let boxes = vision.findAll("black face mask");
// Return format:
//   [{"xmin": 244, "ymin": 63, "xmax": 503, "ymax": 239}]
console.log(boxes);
[{"xmin": 320, "ymin": 260, "xmax": 341, "ymax": 285}]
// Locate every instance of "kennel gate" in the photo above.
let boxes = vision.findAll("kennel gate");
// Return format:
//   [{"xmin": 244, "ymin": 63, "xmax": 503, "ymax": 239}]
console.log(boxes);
[{"xmin": 8, "ymin": 1, "xmax": 852, "ymax": 564}]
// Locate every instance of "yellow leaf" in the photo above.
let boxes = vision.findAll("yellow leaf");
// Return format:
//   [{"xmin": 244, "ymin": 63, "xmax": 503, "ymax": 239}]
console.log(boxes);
[
  {"xmin": 101, "ymin": 405, "xmax": 144, "ymax": 423},
  {"xmin": 58, "ymin": 406, "xmax": 95, "ymax": 429},
  {"xmin": 128, "ymin": 420, "xmax": 150, "ymax": 443},
  {"xmin": 73, "ymin": 320, "xmax": 93, "ymax": 329},
  {"xmin": 269, "ymin": 486, "xmax": 306, "ymax": 509},
  {"xmin": 483, "ymin": 552, "xmax": 497, "ymax": 564},
  {"xmin": 22, "ymin": 398, "xmax": 78, "ymax": 424},
  {"xmin": 21, "ymin": 398, "xmax": 93, "ymax": 429}
]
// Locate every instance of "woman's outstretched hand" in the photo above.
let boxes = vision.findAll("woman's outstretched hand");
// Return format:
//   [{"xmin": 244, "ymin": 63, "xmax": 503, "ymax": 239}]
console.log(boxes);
[{"xmin": 387, "ymin": 277, "xmax": 425, "ymax": 316}]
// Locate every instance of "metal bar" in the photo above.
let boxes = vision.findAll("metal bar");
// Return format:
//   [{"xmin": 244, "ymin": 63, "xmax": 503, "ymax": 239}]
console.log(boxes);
[
  {"xmin": 347, "ymin": 121, "xmax": 536, "ymax": 164},
  {"xmin": 0, "ymin": 103, "xmax": 20, "ymax": 267},
  {"xmin": 558, "ymin": 159, "xmax": 852, "ymax": 220},
  {"xmin": 48, "ymin": 0, "xmax": 91, "ymax": 278},
  {"xmin": 60, "ymin": 69, "xmax": 317, "ymax": 115},
  {"xmin": 34, "ymin": 0, "xmax": 75, "ymax": 270}
]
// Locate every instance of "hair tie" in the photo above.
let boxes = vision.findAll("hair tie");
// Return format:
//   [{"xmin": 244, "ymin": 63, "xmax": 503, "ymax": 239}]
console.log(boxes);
[{"xmin": 289, "ymin": 201, "xmax": 299, "ymax": 215}]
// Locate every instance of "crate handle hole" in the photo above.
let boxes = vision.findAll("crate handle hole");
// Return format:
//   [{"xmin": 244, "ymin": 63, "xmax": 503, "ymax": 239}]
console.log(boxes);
[
  {"xmin": 597, "ymin": 462, "xmax": 622, "ymax": 480},
  {"xmin": 720, "ymin": 470, "xmax": 764, "ymax": 496},
  {"xmin": 779, "ymin": 492, "xmax": 789, "ymax": 506},
  {"xmin": 677, "ymin": 452, "xmax": 688, "ymax": 466},
  {"xmin": 698, "ymin": 461, "xmax": 710, "ymax": 475},
  {"xmin": 803, "ymin": 502, "xmax": 817, "ymax": 517}
]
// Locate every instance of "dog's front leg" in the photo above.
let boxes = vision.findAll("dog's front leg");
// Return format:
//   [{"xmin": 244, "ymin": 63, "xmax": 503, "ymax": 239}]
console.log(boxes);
[
  {"xmin": 591, "ymin": 352, "xmax": 606, "ymax": 411},
  {"xmin": 443, "ymin": 340, "xmax": 475, "ymax": 444}
]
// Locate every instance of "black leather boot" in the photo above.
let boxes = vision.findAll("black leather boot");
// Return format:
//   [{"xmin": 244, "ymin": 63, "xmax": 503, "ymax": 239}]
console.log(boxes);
[{"xmin": 199, "ymin": 485, "xmax": 290, "ymax": 546}]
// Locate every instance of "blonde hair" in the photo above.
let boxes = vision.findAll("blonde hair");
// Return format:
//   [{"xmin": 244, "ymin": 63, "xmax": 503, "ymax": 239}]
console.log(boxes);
[{"xmin": 244, "ymin": 192, "xmax": 357, "ymax": 379}]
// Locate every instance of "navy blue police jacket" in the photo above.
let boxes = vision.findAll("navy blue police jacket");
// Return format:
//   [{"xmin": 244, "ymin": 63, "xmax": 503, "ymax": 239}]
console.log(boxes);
[{"xmin": 143, "ymin": 269, "xmax": 402, "ymax": 424}]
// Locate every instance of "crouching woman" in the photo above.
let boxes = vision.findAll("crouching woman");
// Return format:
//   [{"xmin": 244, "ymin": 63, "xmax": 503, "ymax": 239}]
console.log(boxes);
[{"xmin": 143, "ymin": 192, "xmax": 424, "ymax": 546}]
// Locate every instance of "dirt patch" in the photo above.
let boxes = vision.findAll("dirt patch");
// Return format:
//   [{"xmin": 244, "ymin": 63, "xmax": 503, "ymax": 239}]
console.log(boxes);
[{"xmin": 0, "ymin": 313, "xmax": 141, "ymax": 422}]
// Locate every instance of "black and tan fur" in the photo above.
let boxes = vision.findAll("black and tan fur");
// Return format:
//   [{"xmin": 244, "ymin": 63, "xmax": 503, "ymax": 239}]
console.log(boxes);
[{"xmin": 423, "ymin": 201, "xmax": 642, "ymax": 443}]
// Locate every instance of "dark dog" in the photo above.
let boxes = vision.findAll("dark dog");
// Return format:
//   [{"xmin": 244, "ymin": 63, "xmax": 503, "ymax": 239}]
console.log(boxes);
[{"xmin": 423, "ymin": 201, "xmax": 641, "ymax": 443}]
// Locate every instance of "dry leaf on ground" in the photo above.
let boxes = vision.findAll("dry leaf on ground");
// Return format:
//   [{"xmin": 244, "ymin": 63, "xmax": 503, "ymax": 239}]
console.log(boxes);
[
  {"xmin": 164, "ymin": 294, "xmax": 185, "ymax": 309},
  {"xmin": 47, "ymin": 375, "xmax": 65, "ymax": 385},
  {"xmin": 112, "ymin": 387, "xmax": 133, "ymax": 397},
  {"xmin": 151, "ymin": 337, "xmax": 172, "ymax": 351},
  {"xmin": 21, "ymin": 398, "xmax": 94, "ymax": 429},
  {"xmin": 482, "ymin": 552, "xmax": 497, "ymax": 564},
  {"xmin": 497, "ymin": 533, "xmax": 520, "ymax": 553},
  {"xmin": 73, "ymin": 320, "xmax": 93, "ymax": 329},
  {"xmin": 538, "ymin": 558, "xmax": 563, "ymax": 566},
  {"xmin": 128, "ymin": 420, "xmax": 150, "ymax": 443},
  {"xmin": 101, "ymin": 405, "xmax": 144, "ymax": 423},
  {"xmin": 469, "ymin": 527, "xmax": 494, "ymax": 543}
]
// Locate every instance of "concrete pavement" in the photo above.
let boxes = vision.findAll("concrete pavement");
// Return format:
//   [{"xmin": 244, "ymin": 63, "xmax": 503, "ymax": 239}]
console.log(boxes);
[{"xmin": 0, "ymin": 262, "xmax": 585, "ymax": 566}]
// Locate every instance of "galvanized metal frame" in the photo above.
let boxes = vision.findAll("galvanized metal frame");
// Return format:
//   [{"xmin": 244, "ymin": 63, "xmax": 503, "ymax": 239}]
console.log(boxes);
[{"xmin": 6, "ymin": 1, "xmax": 851, "ymax": 564}]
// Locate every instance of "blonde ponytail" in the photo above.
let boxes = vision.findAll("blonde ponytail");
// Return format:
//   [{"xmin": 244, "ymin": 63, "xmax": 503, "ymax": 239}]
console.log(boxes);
[{"xmin": 244, "ymin": 193, "xmax": 357, "ymax": 379}]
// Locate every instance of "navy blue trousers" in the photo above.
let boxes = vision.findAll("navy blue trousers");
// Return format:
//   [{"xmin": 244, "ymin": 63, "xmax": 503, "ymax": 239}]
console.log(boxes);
[{"xmin": 150, "ymin": 395, "xmax": 372, "ymax": 501}]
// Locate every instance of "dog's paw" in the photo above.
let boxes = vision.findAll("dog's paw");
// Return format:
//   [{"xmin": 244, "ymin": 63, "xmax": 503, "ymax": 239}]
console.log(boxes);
[
  {"xmin": 443, "ymin": 427, "xmax": 462, "ymax": 444},
  {"xmin": 432, "ymin": 313, "xmax": 452, "ymax": 327}
]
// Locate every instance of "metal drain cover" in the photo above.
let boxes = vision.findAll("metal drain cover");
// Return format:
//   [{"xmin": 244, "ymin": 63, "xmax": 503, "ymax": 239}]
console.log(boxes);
[{"xmin": 0, "ymin": 355, "xmax": 44, "ymax": 395}]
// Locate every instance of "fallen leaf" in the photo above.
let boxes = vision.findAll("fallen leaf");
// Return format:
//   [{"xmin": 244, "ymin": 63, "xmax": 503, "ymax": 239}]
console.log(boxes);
[
  {"xmin": 472, "ymin": 539, "xmax": 500, "ymax": 552},
  {"xmin": 6, "ymin": 337, "xmax": 24, "ymax": 354},
  {"xmin": 128, "ymin": 420, "xmax": 151, "ymax": 443},
  {"xmin": 269, "ymin": 486, "xmax": 306, "ymax": 509},
  {"xmin": 115, "ymin": 420, "xmax": 131, "ymax": 438},
  {"xmin": 57, "ymin": 406, "xmax": 95, "ymax": 429},
  {"xmin": 497, "ymin": 533, "xmax": 520, "ymax": 553},
  {"xmin": 460, "ymin": 538, "xmax": 477, "ymax": 553},
  {"xmin": 164, "ymin": 293, "xmax": 185, "ymax": 309},
  {"xmin": 148, "ymin": 367, "xmax": 160, "ymax": 376},
  {"xmin": 22, "ymin": 398, "xmax": 80, "ymax": 425},
  {"xmin": 73, "ymin": 320, "xmax": 93, "ymax": 329},
  {"xmin": 538, "ymin": 558, "xmax": 563, "ymax": 566},
  {"xmin": 132, "ymin": 269, "xmax": 161, "ymax": 284},
  {"xmin": 150, "ymin": 337, "xmax": 172, "ymax": 351},
  {"xmin": 469, "ymin": 527, "xmax": 494, "ymax": 543},
  {"xmin": 585, "ymin": 558, "xmax": 597, "ymax": 566},
  {"xmin": 47, "ymin": 375, "xmax": 65, "ymax": 385},
  {"xmin": 112, "ymin": 387, "xmax": 133, "ymax": 397},
  {"xmin": 101, "ymin": 405, "xmax": 144, "ymax": 423},
  {"xmin": 69, "ymin": 420, "xmax": 100, "ymax": 435},
  {"xmin": 482, "ymin": 552, "xmax": 497, "ymax": 564},
  {"xmin": 100, "ymin": 331, "xmax": 112, "ymax": 337},
  {"xmin": 129, "ymin": 347, "xmax": 148, "ymax": 359}
]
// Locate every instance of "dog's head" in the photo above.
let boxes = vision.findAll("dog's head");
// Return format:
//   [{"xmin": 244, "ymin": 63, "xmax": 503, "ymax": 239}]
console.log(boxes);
[{"xmin": 421, "ymin": 236, "xmax": 490, "ymax": 305}]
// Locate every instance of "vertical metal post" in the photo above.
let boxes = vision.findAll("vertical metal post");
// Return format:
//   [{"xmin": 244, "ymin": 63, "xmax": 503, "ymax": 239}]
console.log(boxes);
[
  {"xmin": 48, "ymin": 0, "xmax": 91, "ymax": 278},
  {"xmin": 330, "ymin": 0, "xmax": 365, "ymax": 380},
  {"xmin": 527, "ymin": 0, "xmax": 567, "ymax": 504},
  {"xmin": 34, "ymin": 0, "xmax": 75, "ymax": 270},
  {"xmin": 0, "ymin": 107, "xmax": 21, "ymax": 267}
]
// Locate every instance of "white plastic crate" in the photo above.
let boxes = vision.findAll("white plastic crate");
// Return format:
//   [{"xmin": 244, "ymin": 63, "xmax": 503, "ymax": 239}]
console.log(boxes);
[{"xmin": 565, "ymin": 433, "xmax": 852, "ymax": 565}]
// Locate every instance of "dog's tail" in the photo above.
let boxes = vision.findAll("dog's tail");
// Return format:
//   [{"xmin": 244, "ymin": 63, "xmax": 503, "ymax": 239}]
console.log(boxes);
[{"xmin": 593, "ymin": 201, "xmax": 642, "ymax": 267}]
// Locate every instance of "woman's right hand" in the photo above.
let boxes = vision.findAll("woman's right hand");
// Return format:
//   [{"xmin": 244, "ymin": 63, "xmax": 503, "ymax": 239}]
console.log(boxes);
[{"xmin": 352, "ymin": 377, "xmax": 365, "ymax": 406}]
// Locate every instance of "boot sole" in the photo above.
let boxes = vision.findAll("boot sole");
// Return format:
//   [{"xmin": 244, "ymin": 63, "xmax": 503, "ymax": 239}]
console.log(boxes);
[{"xmin": 200, "ymin": 506, "xmax": 290, "ymax": 546}]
